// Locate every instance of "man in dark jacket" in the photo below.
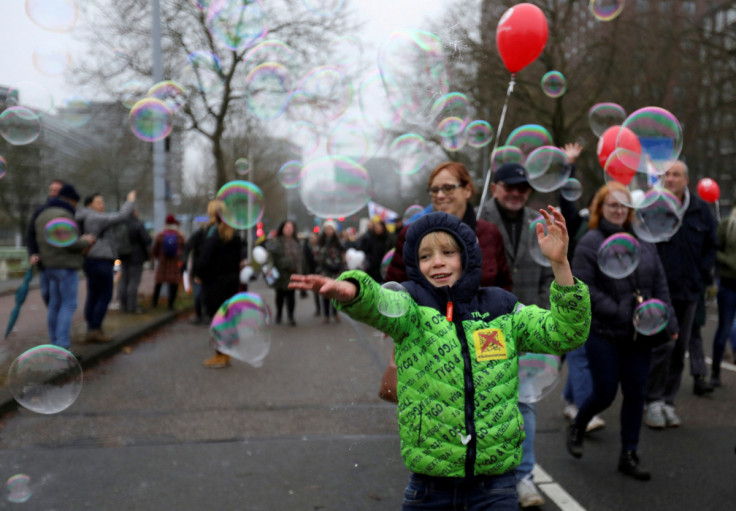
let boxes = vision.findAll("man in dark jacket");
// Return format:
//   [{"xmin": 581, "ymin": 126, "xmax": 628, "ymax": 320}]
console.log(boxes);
[
  {"xmin": 182, "ymin": 217, "xmax": 210, "ymax": 324},
  {"xmin": 117, "ymin": 208, "xmax": 151, "ymax": 314},
  {"xmin": 645, "ymin": 160, "xmax": 718, "ymax": 429},
  {"xmin": 27, "ymin": 178, "xmax": 65, "ymax": 305}
]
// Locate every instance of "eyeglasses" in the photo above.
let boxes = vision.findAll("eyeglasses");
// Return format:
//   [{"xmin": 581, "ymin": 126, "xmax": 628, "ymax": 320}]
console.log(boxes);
[
  {"xmin": 427, "ymin": 183, "xmax": 464, "ymax": 196},
  {"xmin": 498, "ymin": 182, "xmax": 531, "ymax": 193},
  {"xmin": 603, "ymin": 202, "xmax": 628, "ymax": 211}
]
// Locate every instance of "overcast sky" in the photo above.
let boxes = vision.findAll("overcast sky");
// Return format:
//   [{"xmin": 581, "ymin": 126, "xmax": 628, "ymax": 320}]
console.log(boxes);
[{"xmin": 0, "ymin": 0, "xmax": 450, "ymax": 108}]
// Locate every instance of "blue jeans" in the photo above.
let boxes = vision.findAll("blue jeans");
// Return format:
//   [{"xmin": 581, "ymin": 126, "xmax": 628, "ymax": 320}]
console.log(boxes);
[
  {"xmin": 193, "ymin": 281, "xmax": 203, "ymax": 319},
  {"xmin": 576, "ymin": 332, "xmax": 651, "ymax": 452},
  {"xmin": 46, "ymin": 268, "xmax": 79, "ymax": 348},
  {"xmin": 84, "ymin": 259, "xmax": 114, "ymax": 330},
  {"xmin": 515, "ymin": 402, "xmax": 535, "ymax": 481},
  {"xmin": 563, "ymin": 345, "xmax": 594, "ymax": 408},
  {"xmin": 712, "ymin": 281, "xmax": 736, "ymax": 377},
  {"xmin": 402, "ymin": 472, "xmax": 517, "ymax": 511}
]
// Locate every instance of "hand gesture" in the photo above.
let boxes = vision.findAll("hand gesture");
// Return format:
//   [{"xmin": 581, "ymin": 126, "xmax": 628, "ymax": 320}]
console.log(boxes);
[
  {"xmin": 536, "ymin": 206, "xmax": 568, "ymax": 266},
  {"xmin": 289, "ymin": 274, "xmax": 356, "ymax": 302},
  {"xmin": 561, "ymin": 142, "xmax": 583, "ymax": 164}
]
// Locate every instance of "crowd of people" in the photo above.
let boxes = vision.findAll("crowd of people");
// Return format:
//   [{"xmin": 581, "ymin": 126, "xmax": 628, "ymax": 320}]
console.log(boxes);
[{"xmin": 23, "ymin": 151, "xmax": 736, "ymax": 508}]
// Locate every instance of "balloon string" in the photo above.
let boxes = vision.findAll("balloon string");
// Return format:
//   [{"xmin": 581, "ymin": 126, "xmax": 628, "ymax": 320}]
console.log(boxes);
[{"xmin": 477, "ymin": 74, "xmax": 516, "ymax": 219}]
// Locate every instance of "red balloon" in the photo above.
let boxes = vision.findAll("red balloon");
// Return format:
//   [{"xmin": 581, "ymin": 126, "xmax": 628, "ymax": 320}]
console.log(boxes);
[
  {"xmin": 496, "ymin": 3, "xmax": 549, "ymax": 74},
  {"xmin": 596, "ymin": 125, "xmax": 642, "ymax": 185},
  {"xmin": 697, "ymin": 178, "xmax": 720, "ymax": 203}
]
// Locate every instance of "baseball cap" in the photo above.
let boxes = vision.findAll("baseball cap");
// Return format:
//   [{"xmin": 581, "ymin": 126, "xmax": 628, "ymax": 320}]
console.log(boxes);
[{"xmin": 493, "ymin": 163, "xmax": 529, "ymax": 185}]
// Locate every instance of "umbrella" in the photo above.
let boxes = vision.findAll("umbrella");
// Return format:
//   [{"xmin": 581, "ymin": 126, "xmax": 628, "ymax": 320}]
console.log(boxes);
[{"xmin": 4, "ymin": 266, "xmax": 34, "ymax": 339}]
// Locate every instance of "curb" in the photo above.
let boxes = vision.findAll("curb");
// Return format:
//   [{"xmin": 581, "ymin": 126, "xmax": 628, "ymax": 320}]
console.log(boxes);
[{"xmin": 0, "ymin": 307, "xmax": 190, "ymax": 417}]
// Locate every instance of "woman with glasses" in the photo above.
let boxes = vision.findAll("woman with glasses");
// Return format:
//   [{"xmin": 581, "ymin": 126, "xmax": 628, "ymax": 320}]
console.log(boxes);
[
  {"xmin": 566, "ymin": 183, "xmax": 678, "ymax": 481},
  {"xmin": 378, "ymin": 162, "xmax": 513, "ymax": 402}
]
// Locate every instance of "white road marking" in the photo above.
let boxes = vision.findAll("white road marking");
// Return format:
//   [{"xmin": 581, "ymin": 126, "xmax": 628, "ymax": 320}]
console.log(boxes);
[{"xmin": 533, "ymin": 464, "xmax": 587, "ymax": 511}]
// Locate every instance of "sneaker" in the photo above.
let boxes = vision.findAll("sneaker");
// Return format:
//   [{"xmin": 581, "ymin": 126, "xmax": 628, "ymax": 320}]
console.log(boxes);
[
  {"xmin": 693, "ymin": 376, "xmax": 714, "ymax": 396},
  {"xmin": 617, "ymin": 451, "xmax": 651, "ymax": 481},
  {"xmin": 586, "ymin": 415, "xmax": 606, "ymax": 433},
  {"xmin": 662, "ymin": 404, "xmax": 681, "ymax": 427},
  {"xmin": 563, "ymin": 402, "xmax": 578, "ymax": 421},
  {"xmin": 516, "ymin": 477, "xmax": 545, "ymax": 508},
  {"xmin": 566, "ymin": 423, "xmax": 584, "ymax": 459},
  {"xmin": 203, "ymin": 353, "xmax": 231, "ymax": 368},
  {"xmin": 644, "ymin": 401, "xmax": 666, "ymax": 429}
]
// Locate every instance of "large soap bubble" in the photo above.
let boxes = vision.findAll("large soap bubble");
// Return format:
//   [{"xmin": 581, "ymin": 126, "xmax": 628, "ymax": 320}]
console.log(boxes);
[
  {"xmin": 631, "ymin": 188, "xmax": 683, "ymax": 243},
  {"xmin": 210, "ymin": 293, "xmax": 272, "ymax": 368},
  {"xmin": 129, "ymin": 98, "xmax": 172, "ymax": 142},
  {"xmin": 597, "ymin": 232, "xmax": 640, "ymax": 279},
  {"xmin": 377, "ymin": 29, "xmax": 448, "ymax": 125},
  {"xmin": 0, "ymin": 107, "xmax": 42, "ymax": 146},
  {"xmin": 299, "ymin": 156, "xmax": 372, "ymax": 218},
  {"xmin": 244, "ymin": 62, "xmax": 291, "ymax": 120},
  {"xmin": 634, "ymin": 299, "xmax": 669, "ymax": 336},
  {"xmin": 8, "ymin": 345, "xmax": 83, "ymax": 414},
  {"xmin": 560, "ymin": 178, "xmax": 583, "ymax": 201},
  {"xmin": 206, "ymin": 0, "xmax": 268, "ymax": 51},
  {"xmin": 618, "ymin": 106, "xmax": 682, "ymax": 176},
  {"xmin": 465, "ymin": 120, "xmax": 494, "ymax": 148},
  {"xmin": 588, "ymin": 102, "xmax": 626, "ymax": 137},
  {"xmin": 491, "ymin": 145, "xmax": 524, "ymax": 171},
  {"xmin": 526, "ymin": 146, "xmax": 571, "ymax": 192},
  {"xmin": 377, "ymin": 282, "xmax": 411, "ymax": 318},
  {"xmin": 26, "ymin": 0, "xmax": 79, "ymax": 33},
  {"xmin": 518, "ymin": 353, "xmax": 561, "ymax": 403},
  {"xmin": 216, "ymin": 181, "xmax": 264, "ymax": 229},
  {"xmin": 505, "ymin": 124, "xmax": 553, "ymax": 160},
  {"xmin": 291, "ymin": 66, "xmax": 353, "ymax": 124}
]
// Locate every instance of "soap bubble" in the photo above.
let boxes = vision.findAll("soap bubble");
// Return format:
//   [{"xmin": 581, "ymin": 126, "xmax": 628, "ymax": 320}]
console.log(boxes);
[
  {"xmin": 59, "ymin": 95, "xmax": 92, "ymax": 128},
  {"xmin": 147, "ymin": 80, "xmax": 187, "ymax": 113},
  {"xmin": 491, "ymin": 145, "xmax": 524, "ymax": 171},
  {"xmin": 180, "ymin": 51, "xmax": 224, "ymax": 94},
  {"xmin": 619, "ymin": 106, "xmax": 683, "ymax": 176},
  {"xmin": 244, "ymin": 62, "xmax": 291, "ymax": 120},
  {"xmin": 465, "ymin": 120, "xmax": 494, "ymax": 148},
  {"xmin": 44, "ymin": 218, "xmax": 79, "ymax": 247},
  {"xmin": 631, "ymin": 188, "xmax": 683, "ymax": 243},
  {"xmin": 119, "ymin": 80, "xmax": 149, "ymax": 109},
  {"xmin": 597, "ymin": 232, "xmax": 640, "ymax": 279},
  {"xmin": 235, "ymin": 157, "xmax": 250, "ymax": 176},
  {"xmin": 505, "ymin": 124, "xmax": 553, "ymax": 159},
  {"xmin": 403, "ymin": 205, "xmax": 425, "ymax": 223},
  {"xmin": 588, "ymin": 102, "xmax": 626, "ymax": 137},
  {"xmin": 299, "ymin": 156, "xmax": 372, "ymax": 218},
  {"xmin": 216, "ymin": 180, "xmax": 264, "ymax": 229},
  {"xmin": 287, "ymin": 121, "xmax": 320, "ymax": 155},
  {"xmin": 634, "ymin": 299, "xmax": 669, "ymax": 335},
  {"xmin": 7, "ymin": 81, "xmax": 54, "ymax": 117},
  {"xmin": 590, "ymin": 0, "xmax": 625, "ymax": 21},
  {"xmin": 518, "ymin": 353, "xmax": 561, "ymax": 404},
  {"xmin": 8, "ymin": 345, "xmax": 83, "ymax": 414},
  {"xmin": 292, "ymin": 66, "xmax": 353, "ymax": 124},
  {"xmin": 526, "ymin": 146, "xmax": 571, "ymax": 192},
  {"xmin": 430, "ymin": 93, "xmax": 470, "ymax": 136},
  {"xmin": 6, "ymin": 474, "xmax": 32, "ymax": 504},
  {"xmin": 541, "ymin": 71, "xmax": 566, "ymax": 98},
  {"xmin": 210, "ymin": 293, "xmax": 272, "ymax": 368},
  {"xmin": 377, "ymin": 282, "xmax": 411, "ymax": 318},
  {"xmin": 206, "ymin": 0, "xmax": 268, "ymax": 51},
  {"xmin": 26, "ymin": 0, "xmax": 78, "ymax": 32},
  {"xmin": 129, "ymin": 98, "xmax": 172, "ymax": 142},
  {"xmin": 560, "ymin": 178, "xmax": 583, "ymax": 201},
  {"xmin": 388, "ymin": 133, "xmax": 427, "ymax": 176},
  {"xmin": 380, "ymin": 248, "xmax": 395, "ymax": 281},
  {"xmin": 0, "ymin": 107, "xmax": 42, "ymax": 146},
  {"xmin": 278, "ymin": 160, "xmax": 302, "ymax": 188},
  {"xmin": 32, "ymin": 41, "xmax": 71, "ymax": 76}
]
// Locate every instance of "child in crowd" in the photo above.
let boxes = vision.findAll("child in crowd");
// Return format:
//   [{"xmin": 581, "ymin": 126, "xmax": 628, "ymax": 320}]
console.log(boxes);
[{"xmin": 289, "ymin": 208, "xmax": 591, "ymax": 510}]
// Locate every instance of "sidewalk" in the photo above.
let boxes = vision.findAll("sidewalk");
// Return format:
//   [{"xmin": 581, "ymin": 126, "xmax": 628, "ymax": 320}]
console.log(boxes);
[{"xmin": 0, "ymin": 268, "xmax": 191, "ymax": 415}]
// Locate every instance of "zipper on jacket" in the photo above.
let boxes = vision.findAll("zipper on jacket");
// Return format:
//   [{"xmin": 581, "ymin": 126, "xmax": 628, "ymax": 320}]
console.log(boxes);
[{"xmin": 445, "ymin": 288, "xmax": 477, "ymax": 477}]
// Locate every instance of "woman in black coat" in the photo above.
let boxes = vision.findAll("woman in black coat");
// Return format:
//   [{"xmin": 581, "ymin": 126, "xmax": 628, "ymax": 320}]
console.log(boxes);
[{"xmin": 566, "ymin": 183, "xmax": 678, "ymax": 481}]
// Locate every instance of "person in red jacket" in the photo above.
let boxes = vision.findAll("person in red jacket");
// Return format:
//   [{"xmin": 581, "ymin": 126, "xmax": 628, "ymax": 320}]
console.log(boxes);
[{"xmin": 379, "ymin": 161, "xmax": 513, "ymax": 402}]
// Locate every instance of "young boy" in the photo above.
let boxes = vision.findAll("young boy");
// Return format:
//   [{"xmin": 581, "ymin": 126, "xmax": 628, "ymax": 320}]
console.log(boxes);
[{"xmin": 289, "ymin": 208, "xmax": 590, "ymax": 510}]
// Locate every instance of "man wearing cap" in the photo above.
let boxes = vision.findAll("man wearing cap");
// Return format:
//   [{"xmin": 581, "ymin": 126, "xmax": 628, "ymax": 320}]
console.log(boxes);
[
  {"xmin": 480, "ymin": 162, "xmax": 555, "ymax": 508},
  {"xmin": 34, "ymin": 184, "xmax": 96, "ymax": 349},
  {"xmin": 76, "ymin": 190, "xmax": 137, "ymax": 342}
]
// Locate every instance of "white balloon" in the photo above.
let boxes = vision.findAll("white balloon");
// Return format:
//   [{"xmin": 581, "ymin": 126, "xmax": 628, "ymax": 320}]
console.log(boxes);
[
  {"xmin": 240, "ymin": 265, "xmax": 254, "ymax": 284},
  {"xmin": 346, "ymin": 249, "xmax": 366, "ymax": 270},
  {"xmin": 252, "ymin": 245, "xmax": 268, "ymax": 264}
]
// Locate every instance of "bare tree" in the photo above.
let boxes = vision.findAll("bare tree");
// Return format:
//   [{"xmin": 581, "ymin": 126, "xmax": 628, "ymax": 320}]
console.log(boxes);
[{"xmin": 72, "ymin": 0, "xmax": 363, "ymax": 190}]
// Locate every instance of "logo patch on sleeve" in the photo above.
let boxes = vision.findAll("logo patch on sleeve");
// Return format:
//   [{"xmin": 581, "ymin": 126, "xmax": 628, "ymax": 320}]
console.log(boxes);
[{"xmin": 472, "ymin": 328, "xmax": 508, "ymax": 361}]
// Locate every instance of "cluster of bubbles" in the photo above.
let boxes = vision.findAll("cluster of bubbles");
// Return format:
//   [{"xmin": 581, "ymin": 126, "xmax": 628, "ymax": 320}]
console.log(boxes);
[
  {"xmin": 7, "ymin": 344, "xmax": 83, "ymax": 415},
  {"xmin": 210, "ymin": 292, "xmax": 272, "ymax": 368}
]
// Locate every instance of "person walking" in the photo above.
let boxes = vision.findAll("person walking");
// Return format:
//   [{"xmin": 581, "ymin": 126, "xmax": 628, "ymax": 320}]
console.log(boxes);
[
  {"xmin": 268, "ymin": 220, "xmax": 304, "ymax": 326},
  {"xmin": 645, "ymin": 161, "xmax": 717, "ymax": 429},
  {"xmin": 710, "ymin": 207, "xmax": 736, "ymax": 386},
  {"xmin": 182, "ymin": 216, "xmax": 212, "ymax": 325},
  {"xmin": 34, "ymin": 184, "xmax": 95, "ymax": 348},
  {"xmin": 198, "ymin": 201, "xmax": 247, "ymax": 368},
  {"xmin": 117, "ymin": 208, "xmax": 151, "ymax": 314},
  {"xmin": 151, "ymin": 214, "xmax": 185, "ymax": 310},
  {"xmin": 76, "ymin": 190, "xmax": 136, "ymax": 342},
  {"xmin": 359, "ymin": 219, "xmax": 391, "ymax": 284},
  {"xmin": 317, "ymin": 221, "xmax": 344, "ymax": 324},
  {"xmin": 27, "ymin": 178, "xmax": 65, "ymax": 306},
  {"xmin": 566, "ymin": 183, "xmax": 678, "ymax": 481}
]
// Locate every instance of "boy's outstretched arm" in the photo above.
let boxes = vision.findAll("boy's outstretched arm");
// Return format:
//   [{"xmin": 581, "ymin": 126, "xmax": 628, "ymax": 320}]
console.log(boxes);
[
  {"xmin": 289, "ymin": 274, "xmax": 357, "ymax": 302},
  {"xmin": 536, "ymin": 206, "xmax": 574, "ymax": 287}
]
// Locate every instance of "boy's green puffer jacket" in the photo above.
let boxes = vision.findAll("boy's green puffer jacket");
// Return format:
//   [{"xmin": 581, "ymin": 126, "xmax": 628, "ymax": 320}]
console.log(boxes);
[{"xmin": 335, "ymin": 212, "xmax": 590, "ymax": 478}]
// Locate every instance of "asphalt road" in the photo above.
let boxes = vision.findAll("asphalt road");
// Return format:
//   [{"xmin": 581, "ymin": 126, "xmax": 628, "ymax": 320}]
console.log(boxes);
[{"xmin": 0, "ymin": 280, "xmax": 734, "ymax": 510}]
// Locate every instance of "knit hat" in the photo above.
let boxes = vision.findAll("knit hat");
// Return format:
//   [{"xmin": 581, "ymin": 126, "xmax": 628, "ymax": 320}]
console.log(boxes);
[
  {"xmin": 165, "ymin": 214, "xmax": 180, "ymax": 225},
  {"xmin": 57, "ymin": 184, "xmax": 80, "ymax": 202},
  {"xmin": 322, "ymin": 220, "xmax": 338, "ymax": 231}
]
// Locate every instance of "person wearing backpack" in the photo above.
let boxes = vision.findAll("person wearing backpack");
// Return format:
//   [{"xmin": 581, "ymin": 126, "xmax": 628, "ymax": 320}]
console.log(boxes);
[
  {"xmin": 76, "ymin": 190, "xmax": 136, "ymax": 343},
  {"xmin": 117, "ymin": 208, "xmax": 152, "ymax": 314},
  {"xmin": 151, "ymin": 214, "xmax": 186, "ymax": 310}
]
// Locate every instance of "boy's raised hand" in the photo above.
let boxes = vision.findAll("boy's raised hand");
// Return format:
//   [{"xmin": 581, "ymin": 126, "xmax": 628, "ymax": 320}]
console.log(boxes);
[
  {"xmin": 536, "ymin": 206, "xmax": 569, "ymax": 265},
  {"xmin": 289, "ymin": 274, "xmax": 357, "ymax": 302}
]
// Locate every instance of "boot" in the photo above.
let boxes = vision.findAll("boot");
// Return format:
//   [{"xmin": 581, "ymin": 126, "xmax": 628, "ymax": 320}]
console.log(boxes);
[
  {"xmin": 617, "ymin": 451, "xmax": 651, "ymax": 481},
  {"xmin": 203, "ymin": 352, "xmax": 231, "ymax": 368},
  {"xmin": 693, "ymin": 375, "xmax": 714, "ymax": 396},
  {"xmin": 566, "ymin": 423, "xmax": 584, "ymax": 459}
]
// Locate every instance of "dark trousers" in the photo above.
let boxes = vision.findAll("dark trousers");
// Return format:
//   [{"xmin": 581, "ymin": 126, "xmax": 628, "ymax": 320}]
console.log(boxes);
[
  {"xmin": 153, "ymin": 282, "xmax": 178, "ymax": 309},
  {"xmin": 275, "ymin": 289, "xmax": 295, "ymax": 321},
  {"xmin": 322, "ymin": 296, "xmax": 337, "ymax": 317},
  {"xmin": 118, "ymin": 261, "xmax": 143, "ymax": 312},
  {"xmin": 575, "ymin": 332, "xmax": 651, "ymax": 453},
  {"xmin": 84, "ymin": 258, "xmax": 115, "ymax": 330}
]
